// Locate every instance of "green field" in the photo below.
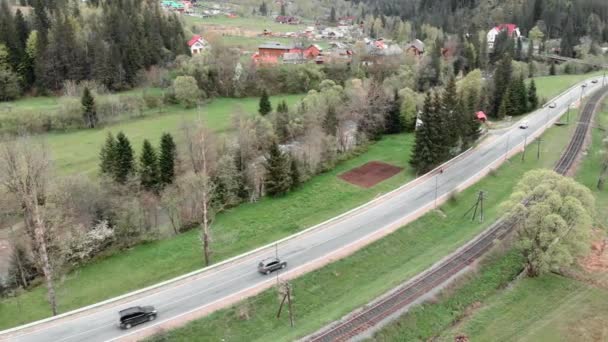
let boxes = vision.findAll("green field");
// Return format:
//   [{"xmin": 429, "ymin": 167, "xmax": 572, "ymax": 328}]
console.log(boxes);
[
  {"xmin": 39, "ymin": 95, "xmax": 301, "ymax": 175},
  {"xmin": 184, "ymin": 15, "xmax": 307, "ymax": 34},
  {"xmin": 532, "ymin": 71, "xmax": 605, "ymax": 101},
  {"xmin": 439, "ymin": 274, "xmax": 608, "ymax": 342},
  {"xmin": 0, "ymin": 133, "xmax": 416, "ymax": 329},
  {"xmin": 144, "ymin": 108, "xmax": 580, "ymax": 341}
]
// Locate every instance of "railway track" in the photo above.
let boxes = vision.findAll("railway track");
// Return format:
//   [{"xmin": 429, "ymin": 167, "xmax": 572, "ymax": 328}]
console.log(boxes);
[{"xmin": 307, "ymin": 86, "xmax": 608, "ymax": 342}]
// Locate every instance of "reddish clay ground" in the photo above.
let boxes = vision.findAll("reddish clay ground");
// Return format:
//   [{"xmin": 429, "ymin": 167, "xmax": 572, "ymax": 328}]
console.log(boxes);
[{"xmin": 339, "ymin": 161, "xmax": 403, "ymax": 188}]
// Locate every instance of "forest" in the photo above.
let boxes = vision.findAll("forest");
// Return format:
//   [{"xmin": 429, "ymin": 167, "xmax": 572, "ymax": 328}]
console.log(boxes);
[{"xmin": 0, "ymin": 0, "xmax": 187, "ymax": 99}]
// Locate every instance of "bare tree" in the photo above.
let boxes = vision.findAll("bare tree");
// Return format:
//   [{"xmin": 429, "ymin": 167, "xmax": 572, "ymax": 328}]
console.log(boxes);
[{"xmin": 0, "ymin": 137, "xmax": 58, "ymax": 315}]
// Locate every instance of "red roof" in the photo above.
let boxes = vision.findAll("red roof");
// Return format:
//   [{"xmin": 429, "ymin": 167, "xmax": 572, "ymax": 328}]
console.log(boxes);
[
  {"xmin": 476, "ymin": 111, "xmax": 487, "ymax": 121},
  {"xmin": 252, "ymin": 52, "xmax": 279, "ymax": 65},
  {"xmin": 188, "ymin": 35, "xmax": 202, "ymax": 47},
  {"xmin": 495, "ymin": 24, "xmax": 518, "ymax": 37}
]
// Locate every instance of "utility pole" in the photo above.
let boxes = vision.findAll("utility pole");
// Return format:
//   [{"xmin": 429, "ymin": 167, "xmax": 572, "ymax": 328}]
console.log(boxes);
[
  {"xmin": 536, "ymin": 138, "xmax": 543, "ymax": 160},
  {"xmin": 521, "ymin": 135, "xmax": 527, "ymax": 162},
  {"xmin": 463, "ymin": 191, "xmax": 485, "ymax": 223},
  {"xmin": 276, "ymin": 281, "xmax": 294, "ymax": 327}
]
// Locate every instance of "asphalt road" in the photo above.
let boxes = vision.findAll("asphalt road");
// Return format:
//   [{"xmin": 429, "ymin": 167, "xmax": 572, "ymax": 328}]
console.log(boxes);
[{"xmin": 2, "ymin": 76, "xmax": 604, "ymax": 342}]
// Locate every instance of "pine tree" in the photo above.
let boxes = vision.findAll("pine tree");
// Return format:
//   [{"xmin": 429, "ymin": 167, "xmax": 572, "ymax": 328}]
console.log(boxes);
[
  {"xmin": 492, "ymin": 54, "xmax": 513, "ymax": 117},
  {"xmin": 330, "ymin": 7, "xmax": 337, "ymax": 23},
  {"xmin": 514, "ymin": 76, "xmax": 528, "ymax": 115},
  {"xmin": 430, "ymin": 37, "xmax": 443, "ymax": 86},
  {"xmin": 139, "ymin": 139, "xmax": 159, "ymax": 192},
  {"xmin": 528, "ymin": 79, "xmax": 539, "ymax": 110},
  {"xmin": 289, "ymin": 156, "xmax": 300, "ymax": 190},
  {"xmin": 259, "ymin": 1, "xmax": 268, "ymax": 16},
  {"xmin": 159, "ymin": 133, "xmax": 177, "ymax": 187},
  {"xmin": 81, "ymin": 87, "xmax": 97, "ymax": 128},
  {"xmin": 386, "ymin": 90, "xmax": 403, "ymax": 134},
  {"xmin": 99, "ymin": 132, "xmax": 117, "ymax": 175},
  {"xmin": 264, "ymin": 141, "xmax": 291, "ymax": 196},
  {"xmin": 323, "ymin": 105, "xmax": 338, "ymax": 136},
  {"xmin": 560, "ymin": 7, "xmax": 576, "ymax": 58},
  {"xmin": 258, "ymin": 89, "xmax": 272, "ymax": 115},
  {"xmin": 432, "ymin": 91, "xmax": 451, "ymax": 161},
  {"xmin": 280, "ymin": 3, "xmax": 286, "ymax": 16},
  {"xmin": 114, "ymin": 131, "xmax": 135, "ymax": 184},
  {"xmin": 549, "ymin": 61, "xmax": 556, "ymax": 75},
  {"xmin": 410, "ymin": 93, "xmax": 436, "ymax": 173},
  {"xmin": 441, "ymin": 77, "xmax": 459, "ymax": 149}
]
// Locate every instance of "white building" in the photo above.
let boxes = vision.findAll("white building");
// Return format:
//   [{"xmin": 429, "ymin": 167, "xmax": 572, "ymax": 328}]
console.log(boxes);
[
  {"xmin": 188, "ymin": 35, "xmax": 209, "ymax": 55},
  {"xmin": 487, "ymin": 24, "xmax": 521, "ymax": 50}
]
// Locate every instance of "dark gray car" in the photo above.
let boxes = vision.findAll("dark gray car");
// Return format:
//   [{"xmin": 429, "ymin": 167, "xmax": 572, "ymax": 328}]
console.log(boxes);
[
  {"xmin": 119, "ymin": 306, "xmax": 157, "ymax": 329},
  {"xmin": 258, "ymin": 257, "xmax": 287, "ymax": 275}
]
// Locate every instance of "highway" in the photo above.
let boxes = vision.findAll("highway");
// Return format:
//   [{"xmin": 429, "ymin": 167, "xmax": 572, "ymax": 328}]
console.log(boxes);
[{"xmin": 1, "ymin": 76, "xmax": 604, "ymax": 342}]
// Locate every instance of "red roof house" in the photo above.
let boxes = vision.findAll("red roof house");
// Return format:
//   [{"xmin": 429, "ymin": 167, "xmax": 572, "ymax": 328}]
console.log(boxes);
[
  {"xmin": 476, "ymin": 111, "xmax": 487, "ymax": 122},
  {"xmin": 188, "ymin": 35, "xmax": 209, "ymax": 55}
]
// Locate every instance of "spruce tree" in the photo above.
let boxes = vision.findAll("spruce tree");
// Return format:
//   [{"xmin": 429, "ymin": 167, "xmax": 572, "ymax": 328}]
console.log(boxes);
[
  {"xmin": 514, "ymin": 76, "xmax": 528, "ymax": 115},
  {"xmin": 441, "ymin": 77, "xmax": 459, "ymax": 149},
  {"xmin": 259, "ymin": 1, "xmax": 268, "ymax": 16},
  {"xmin": 139, "ymin": 139, "xmax": 159, "ymax": 192},
  {"xmin": 289, "ymin": 157, "xmax": 300, "ymax": 190},
  {"xmin": 114, "ymin": 131, "xmax": 135, "ymax": 184},
  {"xmin": 550, "ymin": 61, "xmax": 556, "ymax": 75},
  {"xmin": 528, "ymin": 79, "xmax": 539, "ymax": 110},
  {"xmin": 258, "ymin": 89, "xmax": 272, "ymax": 115},
  {"xmin": 410, "ymin": 93, "xmax": 437, "ymax": 173},
  {"xmin": 329, "ymin": 7, "xmax": 337, "ymax": 23},
  {"xmin": 159, "ymin": 133, "xmax": 177, "ymax": 187},
  {"xmin": 280, "ymin": 3, "xmax": 286, "ymax": 16},
  {"xmin": 81, "ymin": 86, "xmax": 98, "ymax": 128},
  {"xmin": 492, "ymin": 54, "xmax": 512, "ymax": 117},
  {"xmin": 99, "ymin": 132, "xmax": 117, "ymax": 175},
  {"xmin": 430, "ymin": 37, "xmax": 443, "ymax": 86},
  {"xmin": 264, "ymin": 141, "xmax": 291, "ymax": 196},
  {"xmin": 385, "ymin": 90, "xmax": 403, "ymax": 134}
]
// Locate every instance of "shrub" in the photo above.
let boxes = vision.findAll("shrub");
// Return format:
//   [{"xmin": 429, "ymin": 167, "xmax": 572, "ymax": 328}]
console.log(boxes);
[{"xmin": 64, "ymin": 220, "xmax": 115, "ymax": 266}]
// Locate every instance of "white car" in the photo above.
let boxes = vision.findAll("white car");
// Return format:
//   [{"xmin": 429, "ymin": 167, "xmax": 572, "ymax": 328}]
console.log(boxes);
[
  {"xmin": 519, "ymin": 120, "xmax": 529, "ymax": 129},
  {"xmin": 548, "ymin": 103, "xmax": 557, "ymax": 108}
]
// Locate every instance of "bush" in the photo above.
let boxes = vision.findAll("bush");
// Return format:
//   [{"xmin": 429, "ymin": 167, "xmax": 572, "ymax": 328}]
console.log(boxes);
[
  {"xmin": 173, "ymin": 76, "xmax": 201, "ymax": 108},
  {"xmin": 64, "ymin": 220, "xmax": 115, "ymax": 266}
]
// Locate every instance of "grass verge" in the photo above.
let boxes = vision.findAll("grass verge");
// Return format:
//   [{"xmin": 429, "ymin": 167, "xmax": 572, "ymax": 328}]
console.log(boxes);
[
  {"xmin": 532, "ymin": 71, "xmax": 605, "ymax": 101},
  {"xmin": 143, "ymin": 109, "xmax": 579, "ymax": 341},
  {"xmin": 0, "ymin": 134, "xmax": 414, "ymax": 329}
]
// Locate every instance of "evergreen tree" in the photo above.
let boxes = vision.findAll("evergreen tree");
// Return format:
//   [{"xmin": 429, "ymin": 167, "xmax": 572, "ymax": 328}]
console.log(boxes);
[
  {"xmin": 515, "ymin": 37, "xmax": 523, "ymax": 61},
  {"xmin": 330, "ymin": 7, "xmax": 337, "ymax": 23},
  {"xmin": 514, "ymin": 76, "xmax": 528, "ymax": 115},
  {"xmin": 280, "ymin": 3, "xmax": 286, "ymax": 16},
  {"xmin": 99, "ymin": 132, "xmax": 117, "ymax": 175},
  {"xmin": 410, "ymin": 93, "xmax": 437, "ymax": 173},
  {"xmin": 430, "ymin": 37, "xmax": 443, "ymax": 86},
  {"xmin": 560, "ymin": 7, "xmax": 576, "ymax": 58},
  {"xmin": 277, "ymin": 100, "xmax": 288, "ymax": 113},
  {"xmin": 114, "ymin": 131, "xmax": 135, "ymax": 184},
  {"xmin": 258, "ymin": 89, "xmax": 272, "ymax": 115},
  {"xmin": 81, "ymin": 87, "xmax": 97, "ymax": 128},
  {"xmin": 492, "ymin": 53, "xmax": 513, "ymax": 117},
  {"xmin": 479, "ymin": 32, "xmax": 488, "ymax": 71},
  {"xmin": 550, "ymin": 60, "xmax": 556, "ymax": 75},
  {"xmin": 386, "ymin": 90, "xmax": 403, "ymax": 134},
  {"xmin": 159, "ymin": 133, "xmax": 177, "ymax": 187},
  {"xmin": 259, "ymin": 1, "xmax": 268, "ymax": 16},
  {"xmin": 139, "ymin": 139, "xmax": 159, "ymax": 192},
  {"xmin": 264, "ymin": 141, "xmax": 291, "ymax": 196},
  {"xmin": 432, "ymin": 91, "xmax": 451, "ymax": 161},
  {"xmin": 441, "ymin": 77, "xmax": 459, "ymax": 149},
  {"xmin": 528, "ymin": 79, "xmax": 539, "ymax": 110},
  {"xmin": 289, "ymin": 156, "xmax": 300, "ymax": 190}
]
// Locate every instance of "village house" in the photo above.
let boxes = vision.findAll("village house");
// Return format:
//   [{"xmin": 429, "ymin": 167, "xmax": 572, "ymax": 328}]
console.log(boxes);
[
  {"xmin": 188, "ymin": 35, "xmax": 209, "ymax": 55},
  {"xmin": 487, "ymin": 23, "xmax": 521, "ymax": 50},
  {"xmin": 275, "ymin": 15, "xmax": 301, "ymax": 25},
  {"xmin": 255, "ymin": 42, "xmax": 322, "ymax": 64},
  {"xmin": 405, "ymin": 39, "xmax": 425, "ymax": 57}
]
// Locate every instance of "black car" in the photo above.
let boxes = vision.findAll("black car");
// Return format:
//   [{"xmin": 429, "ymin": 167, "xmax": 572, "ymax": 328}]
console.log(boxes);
[
  {"xmin": 119, "ymin": 306, "xmax": 157, "ymax": 329},
  {"xmin": 258, "ymin": 257, "xmax": 287, "ymax": 275}
]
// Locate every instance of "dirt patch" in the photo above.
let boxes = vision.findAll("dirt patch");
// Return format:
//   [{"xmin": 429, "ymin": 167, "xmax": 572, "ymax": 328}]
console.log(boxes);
[
  {"xmin": 580, "ymin": 236, "xmax": 608, "ymax": 273},
  {"xmin": 339, "ymin": 161, "xmax": 403, "ymax": 188}
]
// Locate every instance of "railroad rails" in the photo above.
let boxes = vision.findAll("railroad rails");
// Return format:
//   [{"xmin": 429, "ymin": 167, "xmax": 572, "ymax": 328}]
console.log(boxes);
[{"xmin": 307, "ymin": 86, "xmax": 608, "ymax": 342}]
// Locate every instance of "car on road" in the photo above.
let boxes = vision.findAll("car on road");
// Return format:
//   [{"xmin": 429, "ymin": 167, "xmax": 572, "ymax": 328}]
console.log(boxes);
[
  {"xmin": 592, "ymin": 79, "xmax": 598, "ymax": 84},
  {"xmin": 119, "ymin": 306, "xmax": 157, "ymax": 329},
  {"xmin": 258, "ymin": 257, "xmax": 287, "ymax": 275},
  {"xmin": 519, "ymin": 120, "xmax": 529, "ymax": 129},
  {"xmin": 548, "ymin": 102, "xmax": 557, "ymax": 108}
]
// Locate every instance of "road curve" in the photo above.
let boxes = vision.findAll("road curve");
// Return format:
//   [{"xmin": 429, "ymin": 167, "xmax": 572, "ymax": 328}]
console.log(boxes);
[
  {"xmin": 305, "ymin": 85, "xmax": 608, "ymax": 342},
  {"xmin": 1, "ymin": 76, "xmax": 605, "ymax": 342}
]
